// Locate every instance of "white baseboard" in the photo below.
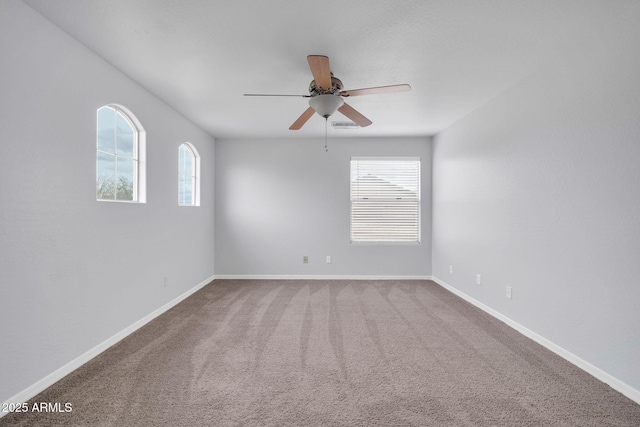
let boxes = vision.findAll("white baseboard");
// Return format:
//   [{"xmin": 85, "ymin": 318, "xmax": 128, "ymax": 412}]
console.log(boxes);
[
  {"xmin": 214, "ymin": 274, "xmax": 433, "ymax": 280},
  {"xmin": 431, "ymin": 276, "xmax": 640, "ymax": 405},
  {"xmin": 1, "ymin": 274, "xmax": 215, "ymax": 417}
]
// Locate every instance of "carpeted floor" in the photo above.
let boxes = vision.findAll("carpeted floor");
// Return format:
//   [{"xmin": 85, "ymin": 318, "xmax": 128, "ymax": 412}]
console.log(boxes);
[{"xmin": 2, "ymin": 279, "xmax": 640, "ymax": 426}]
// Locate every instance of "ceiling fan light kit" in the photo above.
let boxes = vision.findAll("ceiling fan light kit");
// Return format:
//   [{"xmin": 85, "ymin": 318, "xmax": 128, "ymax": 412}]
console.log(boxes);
[
  {"xmin": 244, "ymin": 55, "xmax": 411, "ymax": 131},
  {"xmin": 309, "ymin": 94, "xmax": 344, "ymax": 118}
]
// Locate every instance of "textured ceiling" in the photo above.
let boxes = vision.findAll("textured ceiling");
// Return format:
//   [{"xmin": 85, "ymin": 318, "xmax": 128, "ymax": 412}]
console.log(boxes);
[{"xmin": 22, "ymin": 0, "xmax": 638, "ymax": 139}]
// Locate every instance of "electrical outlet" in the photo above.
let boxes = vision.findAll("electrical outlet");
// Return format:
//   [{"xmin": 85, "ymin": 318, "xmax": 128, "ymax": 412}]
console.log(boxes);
[
  {"xmin": 164, "ymin": 276, "xmax": 167, "ymax": 287},
  {"xmin": 326, "ymin": 255, "xmax": 332, "ymax": 264},
  {"xmin": 449, "ymin": 265, "xmax": 453, "ymax": 274},
  {"xmin": 506, "ymin": 286, "xmax": 512, "ymax": 299},
  {"xmin": 303, "ymin": 256, "xmax": 308, "ymax": 264},
  {"xmin": 476, "ymin": 274, "xmax": 482, "ymax": 285}
]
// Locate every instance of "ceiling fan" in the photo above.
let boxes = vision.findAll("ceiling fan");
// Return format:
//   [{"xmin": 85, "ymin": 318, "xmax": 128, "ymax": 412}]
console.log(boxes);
[{"xmin": 244, "ymin": 55, "xmax": 411, "ymax": 130}]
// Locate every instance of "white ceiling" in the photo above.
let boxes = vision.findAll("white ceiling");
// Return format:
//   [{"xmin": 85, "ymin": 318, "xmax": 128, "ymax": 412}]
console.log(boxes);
[{"xmin": 22, "ymin": 0, "xmax": 637, "ymax": 139}]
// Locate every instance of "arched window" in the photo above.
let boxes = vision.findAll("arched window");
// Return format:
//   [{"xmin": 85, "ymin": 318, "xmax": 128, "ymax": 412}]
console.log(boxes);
[
  {"xmin": 178, "ymin": 142, "xmax": 200, "ymax": 206},
  {"xmin": 96, "ymin": 105, "xmax": 146, "ymax": 202}
]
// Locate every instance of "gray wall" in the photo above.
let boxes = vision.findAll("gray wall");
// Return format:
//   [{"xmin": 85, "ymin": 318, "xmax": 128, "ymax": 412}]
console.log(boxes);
[
  {"xmin": 215, "ymin": 137, "xmax": 432, "ymax": 277},
  {"xmin": 0, "ymin": 1, "xmax": 215, "ymax": 403},
  {"xmin": 432, "ymin": 3, "xmax": 640, "ymax": 391}
]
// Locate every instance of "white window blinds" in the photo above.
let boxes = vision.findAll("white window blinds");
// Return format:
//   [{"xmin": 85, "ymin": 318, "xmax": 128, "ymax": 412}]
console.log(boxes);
[{"xmin": 350, "ymin": 157, "xmax": 421, "ymax": 243}]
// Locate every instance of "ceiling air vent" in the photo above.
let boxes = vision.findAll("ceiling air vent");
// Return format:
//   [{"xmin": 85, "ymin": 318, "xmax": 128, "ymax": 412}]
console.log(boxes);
[{"xmin": 332, "ymin": 121, "xmax": 360, "ymax": 129}]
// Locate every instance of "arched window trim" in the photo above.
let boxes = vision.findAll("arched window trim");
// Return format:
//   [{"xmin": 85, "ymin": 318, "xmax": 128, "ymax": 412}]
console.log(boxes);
[
  {"xmin": 96, "ymin": 104, "xmax": 146, "ymax": 203},
  {"xmin": 178, "ymin": 142, "xmax": 200, "ymax": 206}
]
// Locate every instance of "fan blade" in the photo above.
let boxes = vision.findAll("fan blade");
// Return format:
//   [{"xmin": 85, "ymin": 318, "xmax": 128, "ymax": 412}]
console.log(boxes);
[
  {"xmin": 289, "ymin": 107, "xmax": 316, "ymax": 130},
  {"xmin": 340, "ymin": 84, "xmax": 411, "ymax": 97},
  {"xmin": 307, "ymin": 55, "xmax": 332, "ymax": 91},
  {"xmin": 244, "ymin": 94, "xmax": 309, "ymax": 97},
  {"xmin": 338, "ymin": 103, "xmax": 372, "ymax": 127}
]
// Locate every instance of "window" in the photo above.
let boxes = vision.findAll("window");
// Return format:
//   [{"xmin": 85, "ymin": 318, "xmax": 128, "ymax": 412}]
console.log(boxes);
[
  {"xmin": 96, "ymin": 105, "xmax": 145, "ymax": 202},
  {"xmin": 178, "ymin": 142, "xmax": 200, "ymax": 206},
  {"xmin": 350, "ymin": 157, "xmax": 421, "ymax": 243}
]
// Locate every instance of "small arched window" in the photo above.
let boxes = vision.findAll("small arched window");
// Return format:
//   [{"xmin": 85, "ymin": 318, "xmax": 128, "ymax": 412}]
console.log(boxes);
[
  {"xmin": 178, "ymin": 142, "xmax": 200, "ymax": 206},
  {"xmin": 96, "ymin": 105, "xmax": 146, "ymax": 202}
]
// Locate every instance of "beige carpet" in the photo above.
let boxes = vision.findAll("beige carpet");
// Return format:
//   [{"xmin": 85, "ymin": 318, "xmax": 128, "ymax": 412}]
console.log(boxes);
[{"xmin": 2, "ymin": 279, "xmax": 639, "ymax": 426}]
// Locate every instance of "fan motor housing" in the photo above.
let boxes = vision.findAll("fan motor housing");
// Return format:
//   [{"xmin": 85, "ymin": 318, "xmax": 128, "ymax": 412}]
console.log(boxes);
[{"xmin": 309, "ymin": 75, "xmax": 343, "ymax": 96}]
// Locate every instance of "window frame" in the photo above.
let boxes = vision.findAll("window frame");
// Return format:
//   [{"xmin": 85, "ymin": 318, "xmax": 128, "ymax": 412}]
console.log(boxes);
[
  {"xmin": 350, "ymin": 156, "xmax": 421, "ymax": 244},
  {"xmin": 178, "ymin": 142, "xmax": 200, "ymax": 207},
  {"xmin": 96, "ymin": 104, "xmax": 146, "ymax": 203}
]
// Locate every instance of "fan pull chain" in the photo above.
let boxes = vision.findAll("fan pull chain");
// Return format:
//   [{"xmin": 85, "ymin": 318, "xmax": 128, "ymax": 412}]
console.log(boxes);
[{"xmin": 325, "ymin": 117, "xmax": 328, "ymax": 152}]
